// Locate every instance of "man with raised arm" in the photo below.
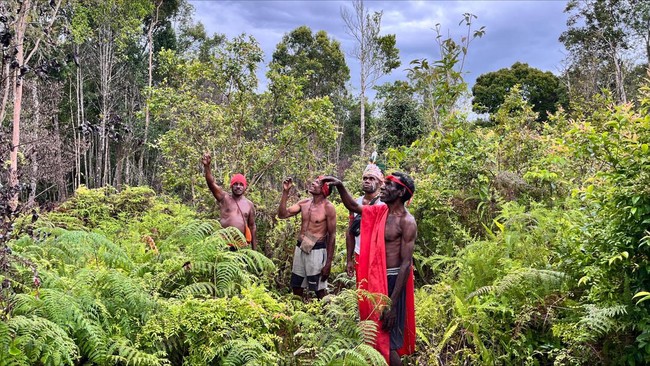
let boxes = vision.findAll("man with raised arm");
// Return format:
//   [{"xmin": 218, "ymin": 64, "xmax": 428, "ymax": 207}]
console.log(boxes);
[
  {"xmin": 201, "ymin": 152, "xmax": 257, "ymax": 250},
  {"xmin": 323, "ymin": 172, "xmax": 416, "ymax": 366},
  {"xmin": 278, "ymin": 176, "xmax": 336, "ymax": 300},
  {"xmin": 346, "ymin": 163, "xmax": 383, "ymax": 279}
]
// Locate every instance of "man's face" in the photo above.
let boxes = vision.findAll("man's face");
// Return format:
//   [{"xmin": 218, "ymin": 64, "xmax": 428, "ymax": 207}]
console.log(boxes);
[
  {"xmin": 362, "ymin": 175, "xmax": 381, "ymax": 194},
  {"xmin": 379, "ymin": 178, "xmax": 402, "ymax": 203},
  {"xmin": 231, "ymin": 182, "xmax": 245, "ymax": 196},
  {"xmin": 308, "ymin": 178, "xmax": 323, "ymax": 195}
]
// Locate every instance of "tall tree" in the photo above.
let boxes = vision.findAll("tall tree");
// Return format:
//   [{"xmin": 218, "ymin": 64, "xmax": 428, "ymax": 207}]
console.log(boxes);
[
  {"xmin": 6, "ymin": 0, "xmax": 64, "ymax": 213},
  {"xmin": 341, "ymin": 0, "xmax": 400, "ymax": 156},
  {"xmin": 472, "ymin": 62, "xmax": 568, "ymax": 123},
  {"xmin": 71, "ymin": 0, "xmax": 152, "ymax": 187},
  {"xmin": 560, "ymin": 0, "xmax": 649, "ymax": 104},
  {"xmin": 271, "ymin": 26, "xmax": 349, "ymax": 100}
]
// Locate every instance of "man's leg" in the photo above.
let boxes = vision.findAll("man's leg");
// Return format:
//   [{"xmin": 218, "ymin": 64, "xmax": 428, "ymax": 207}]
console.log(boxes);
[
  {"xmin": 291, "ymin": 246, "xmax": 307, "ymax": 299},
  {"xmin": 316, "ymin": 289, "xmax": 326, "ymax": 299},
  {"xmin": 389, "ymin": 350, "xmax": 402, "ymax": 366}
]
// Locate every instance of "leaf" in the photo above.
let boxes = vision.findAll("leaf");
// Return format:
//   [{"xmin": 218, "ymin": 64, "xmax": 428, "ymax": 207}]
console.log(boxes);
[{"xmin": 633, "ymin": 291, "xmax": 650, "ymax": 305}]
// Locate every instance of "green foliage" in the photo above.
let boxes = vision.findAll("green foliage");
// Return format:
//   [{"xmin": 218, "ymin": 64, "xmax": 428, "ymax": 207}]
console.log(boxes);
[
  {"xmin": 472, "ymin": 62, "xmax": 568, "ymax": 122},
  {"xmin": 374, "ymin": 81, "xmax": 425, "ymax": 150},
  {"xmin": 407, "ymin": 13, "xmax": 485, "ymax": 130},
  {"xmin": 271, "ymin": 26, "xmax": 350, "ymax": 99}
]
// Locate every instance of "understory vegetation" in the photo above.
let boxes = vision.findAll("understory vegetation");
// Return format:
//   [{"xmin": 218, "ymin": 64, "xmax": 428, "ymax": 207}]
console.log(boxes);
[{"xmin": 1, "ymin": 83, "xmax": 649, "ymax": 365}]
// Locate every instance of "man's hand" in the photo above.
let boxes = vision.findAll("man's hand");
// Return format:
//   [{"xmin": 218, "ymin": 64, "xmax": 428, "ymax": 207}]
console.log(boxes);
[
  {"xmin": 282, "ymin": 177, "xmax": 294, "ymax": 192},
  {"xmin": 381, "ymin": 306, "xmax": 397, "ymax": 331},
  {"xmin": 346, "ymin": 259, "xmax": 355, "ymax": 277},
  {"xmin": 320, "ymin": 262, "xmax": 331, "ymax": 281},
  {"xmin": 320, "ymin": 176, "xmax": 342, "ymax": 190},
  {"xmin": 201, "ymin": 152, "xmax": 211, "ymax": 168}
]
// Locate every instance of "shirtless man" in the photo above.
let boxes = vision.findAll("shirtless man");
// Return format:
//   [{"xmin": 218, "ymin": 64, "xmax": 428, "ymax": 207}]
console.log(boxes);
[
  {"xmin": 346, "ymin": 163, "xmax": 383, "ymax": 278},
  {"xmin": 278, "ymin": 176, "xmax": 336, "ymax": 299},
  {"xmin": 323, "ymin": 172, "xmax": 416, "ymax": 366},
  {"xmin": 202, "ymin": 152, "xmax": 257, "ymax": 250}
]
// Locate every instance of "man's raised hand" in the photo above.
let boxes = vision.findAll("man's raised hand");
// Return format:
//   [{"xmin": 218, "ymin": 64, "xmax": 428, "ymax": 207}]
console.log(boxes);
[
  {"xmin": 201, "ymin": 151, "xmax": 211, "ymax": 168},
  {"xmin": 282, "ymin": 177, "xmax": 294, "ymax": 192}
]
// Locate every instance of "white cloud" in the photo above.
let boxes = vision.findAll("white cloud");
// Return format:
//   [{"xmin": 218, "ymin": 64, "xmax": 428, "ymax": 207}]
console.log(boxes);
[{"xmin": 188, "ymin": 0, "xmax": 569, "ymax": 98}]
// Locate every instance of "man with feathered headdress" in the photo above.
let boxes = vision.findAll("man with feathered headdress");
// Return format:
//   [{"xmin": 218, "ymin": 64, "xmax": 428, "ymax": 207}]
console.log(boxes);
[{"xmin": 346, "ymin": 153, "xmax": 384, "ymax": 281}]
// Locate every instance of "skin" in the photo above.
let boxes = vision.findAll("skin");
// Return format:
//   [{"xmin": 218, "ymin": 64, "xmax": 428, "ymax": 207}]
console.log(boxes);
[
  {"xmin": 201, "ymin": 152, "xmax": 257, "ymax": 250},
  {"xmin": 345, "ymin": 174, "xmax": 382, "ymax": 277},
  {"xmin": 322, "ymin": 175, "xmax": 416, "ymax": 366},
  {"xmin": 278, "ymin": 177, "xmax": 336, "ymax": 299}
]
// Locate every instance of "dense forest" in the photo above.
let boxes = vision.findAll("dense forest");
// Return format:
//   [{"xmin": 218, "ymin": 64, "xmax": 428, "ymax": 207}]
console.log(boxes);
[{"xmin": 1, "ymin": 0, "xmax": 650, "ymax": 365}]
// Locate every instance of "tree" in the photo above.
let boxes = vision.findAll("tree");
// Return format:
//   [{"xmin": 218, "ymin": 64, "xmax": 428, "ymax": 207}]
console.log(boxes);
[
  {"xmin": 375, "ymin": 81, "xmax": 424, "ymax": 150},
  {"xmin": 341, "ymin": 0, "xmax": 400, "ymax": 156},
  {"xmin": 472, "ymin": 62, "xmax": 568, "ymax": 123},
  {"xmin": 5, "ymin": 0, "xmax": 65, "ymax": 213},
  {"xmin": 271, "ymin": 26, "xmax": 349, "ymax": 100},
  {"xmin": 559, "ymin": 0, "xmax": 650, "ymax": 104},
  {"xmin": 407, "ymin": 13, "xmax": 484, "ymax": 130}
]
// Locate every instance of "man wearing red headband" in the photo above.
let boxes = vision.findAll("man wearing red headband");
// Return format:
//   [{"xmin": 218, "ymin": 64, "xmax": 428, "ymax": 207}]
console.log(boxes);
[
  {"xmin": 201, "ymin": 152, "xmax": 256, "ymax": 250},
  {"xmin": 322, "ymin": 172, "xmax": 416, "ymax": 366},
  {"xmin": 278, "ymin": 176, "xmax": 336, "ymax": 300}
]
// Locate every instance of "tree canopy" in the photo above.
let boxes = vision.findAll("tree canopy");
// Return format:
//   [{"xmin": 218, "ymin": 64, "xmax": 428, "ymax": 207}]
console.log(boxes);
[
  {"xmin": 472, "ymin": 62, "xmax": 568, "ymax": 122},
  {"xmin": 271, "ymin": 26, "xmax": 350, "ymax": 100}
]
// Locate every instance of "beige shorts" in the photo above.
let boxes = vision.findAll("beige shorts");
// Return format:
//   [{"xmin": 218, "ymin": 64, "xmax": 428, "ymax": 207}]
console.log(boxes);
[{"xmin": 291, "ymin": 245, "xmax": 327, "ymax": 291}]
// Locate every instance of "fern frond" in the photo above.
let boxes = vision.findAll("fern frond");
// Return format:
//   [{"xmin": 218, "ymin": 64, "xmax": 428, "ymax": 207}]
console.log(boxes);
[
  {"xmin": 106, "ymin": 338, "xmax": 169, "ymax": 366},
  {"xmin": 579, "ymin": 304, "xmax": 627, "ymax": 336},
  {"xmin": 167, "ymin": 220, "xmax": 220, "ymax": 247},
  {"xmin": 221, "ymin": 339, "xmax": 273, "ymax": 366},
  {"xmin": 234, "ymin": 249, "xmax": 275, "ymax": 275},
  {"xmin": 176, "ymin": 282, "xmax": 218, "ymax": 298},
  {"xmin": 7, "ymin": 315, "xmax": 78, "ymax": 365}
]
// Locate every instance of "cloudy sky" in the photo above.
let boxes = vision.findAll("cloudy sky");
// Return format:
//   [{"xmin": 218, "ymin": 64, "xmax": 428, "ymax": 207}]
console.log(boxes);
[{"xmin": 189, "ymin": 0, "xmax": 570, "ymax": 99}]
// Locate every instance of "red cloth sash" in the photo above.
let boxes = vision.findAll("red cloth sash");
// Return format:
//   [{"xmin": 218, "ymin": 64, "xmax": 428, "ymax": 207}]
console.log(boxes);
[{"xmin": 358, "ymin": 205, "xmax": 416, "ymax": 362}]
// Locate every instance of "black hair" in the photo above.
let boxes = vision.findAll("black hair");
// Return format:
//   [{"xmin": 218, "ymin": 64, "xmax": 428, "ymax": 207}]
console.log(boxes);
[{"xmin": 391, "ymin": 171, "xmax": 415, "ymax": 203}]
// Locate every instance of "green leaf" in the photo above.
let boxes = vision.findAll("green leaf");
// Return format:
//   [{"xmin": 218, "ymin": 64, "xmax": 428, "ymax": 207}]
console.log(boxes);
[{"xmin": 633, "ymin": 291, "xmax": 650, "ymax": 305}]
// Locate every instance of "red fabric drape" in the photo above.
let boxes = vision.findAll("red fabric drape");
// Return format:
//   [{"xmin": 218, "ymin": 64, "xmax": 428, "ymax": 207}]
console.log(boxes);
[{"xmin": 358, "ymin": 205, "xmax": 416, "ymax": 362}]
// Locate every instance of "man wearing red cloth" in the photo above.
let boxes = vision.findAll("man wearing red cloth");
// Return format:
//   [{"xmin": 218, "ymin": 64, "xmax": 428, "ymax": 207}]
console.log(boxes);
[
  {"xmin": 323, "ymin": 172, "xmax": 416, "ymax": 366},
  {"xmin": 201, "ymin": 152, "xmax": 257, "ymax": 250}
]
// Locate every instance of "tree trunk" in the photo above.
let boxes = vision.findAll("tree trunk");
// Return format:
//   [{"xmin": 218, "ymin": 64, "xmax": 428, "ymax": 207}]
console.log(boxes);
[
  {"xmin": 139, "ymin": 0, "xmax": 162, "ymax": 186},
  {"xmin": 0, "ymin": 62, "xmax": 11, "ymax": 127},
  {"xmin": 8, "ymin": 0, "xmax": 30, "ymax": 213}
]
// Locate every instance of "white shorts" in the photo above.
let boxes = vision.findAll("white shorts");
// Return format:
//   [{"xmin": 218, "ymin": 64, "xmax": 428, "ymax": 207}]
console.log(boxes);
[{"xmin": 291, "ymin": 245, "xmax": 327, "ymax": 291}]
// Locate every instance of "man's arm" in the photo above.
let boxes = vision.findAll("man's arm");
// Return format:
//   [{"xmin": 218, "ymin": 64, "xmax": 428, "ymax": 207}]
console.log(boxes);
[
  {"xmin": 321, "ymin": 202, "xmax": 337, "ymax": 281},
  {"xmin": 320, "ymin": 176, "xmax": 361, "ymax": 214},
  {"xmin": 345, "ymin": 215, "xmax": 355, "ymax": 277},
  {"xmin": 278, "ymin": 177, "xmax": 302, "ymax": 219},
  {"xmin": 248, "ymin": 203, "xmax": 257, "ymax": 250},
  {"xmin": 202, "ymin": 152, "xmax": 225, "ymax": 202},
  {"xmin": 383, "ymin": 215, "xmax": 417, "ymax": 331}
]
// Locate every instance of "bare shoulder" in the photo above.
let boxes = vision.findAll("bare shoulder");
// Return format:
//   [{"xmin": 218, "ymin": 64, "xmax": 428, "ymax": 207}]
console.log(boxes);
[
  {"xmin": 325, "ymin": 200, "xmax": 337, "ymax": 213},
  {"xmin": 402, "ymin": 212, "xmax": 417, "ymax": 229},
  {"xmin": 297, "ymin": 198, "xmax": 311, "ymax": 207}
]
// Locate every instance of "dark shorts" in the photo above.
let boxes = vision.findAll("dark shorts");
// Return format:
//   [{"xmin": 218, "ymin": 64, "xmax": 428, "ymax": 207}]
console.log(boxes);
[{"xmin": 387, "ymin": 269, "xmax": 407, "ymax": 350}]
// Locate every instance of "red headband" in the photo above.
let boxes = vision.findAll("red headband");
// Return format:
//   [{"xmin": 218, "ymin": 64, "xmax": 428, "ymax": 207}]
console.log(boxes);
[
  {"xmin": 317, "ymin": 176, "xmax": 330, "ymax": 196},
  {"xmin": 230, "ymin": 173, "xmax": 247, "ymax": 188},
  {"xmin": 386, "ymin": 175, "xmax": 413, "ymax": 205}
]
